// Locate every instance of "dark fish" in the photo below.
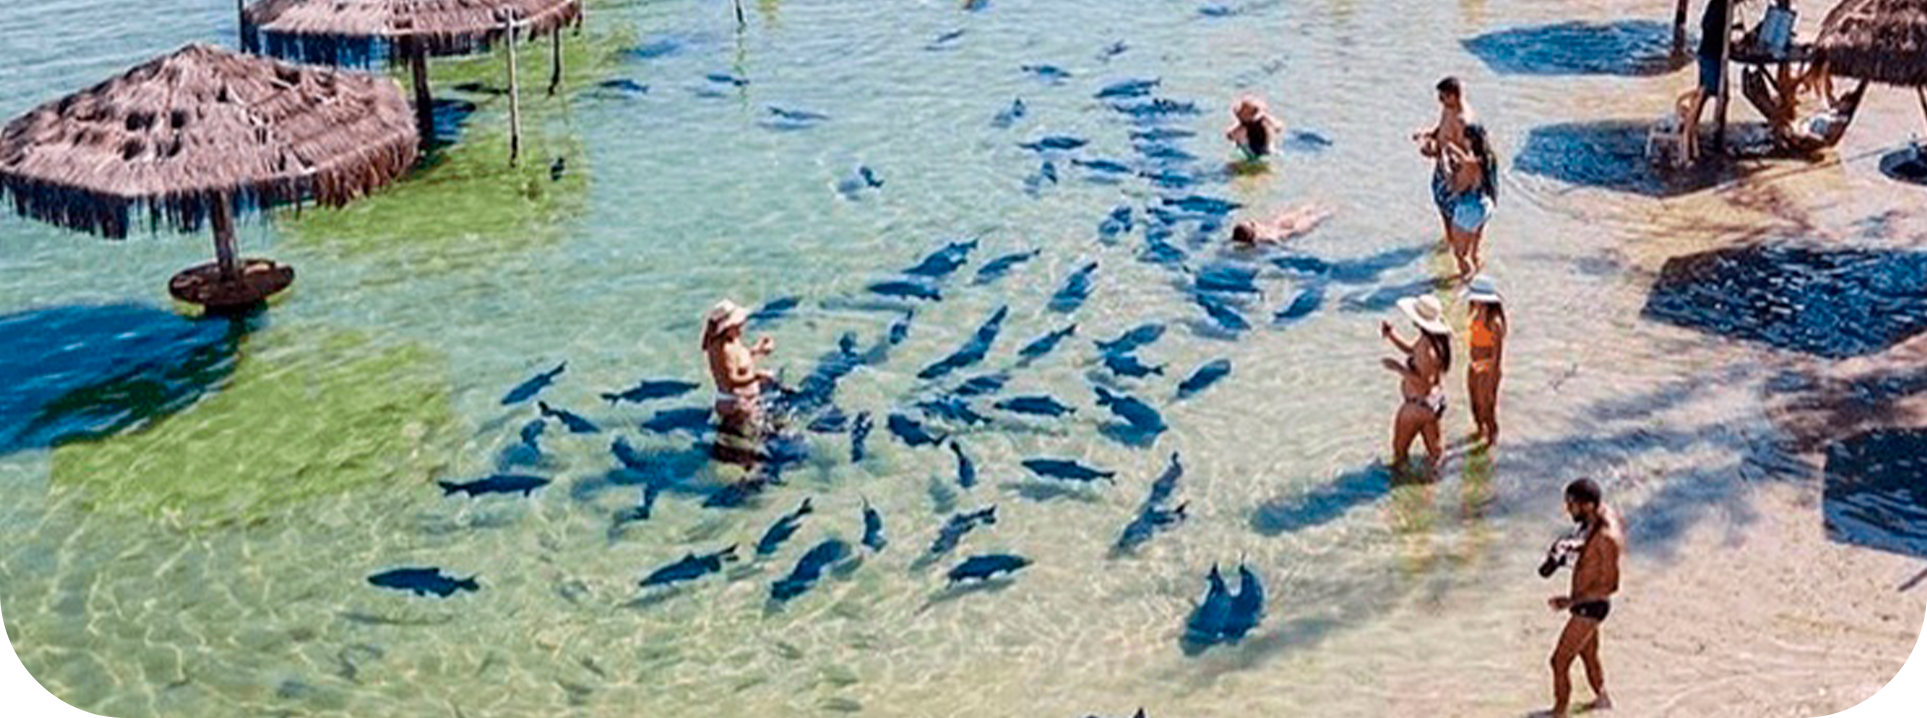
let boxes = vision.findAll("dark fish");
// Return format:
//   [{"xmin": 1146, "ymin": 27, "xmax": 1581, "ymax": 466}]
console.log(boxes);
[
  {"xmin": 1194, "ymin": 293, "xmax": 1252, "ymax": 333},
  {"xmin": 991, "ymin": 98, "xmax": 1028, "ymax": 128},
  {"xmin": 973, "ymin": 249, "xmax": 1040, "ymax": 284},
  {"xmin": 438, "ymin": 474, "xmax": 551, "ymax": 498},
  {"xmin": 1195, "ymin": 263, "xmax": 1261, "ymax": 295},
  {"xmin": 1284, "ymin": 129, "xmax": 1334, "ymax": 152},
  {"xmin": 549, "ymin": 156, "xmax": 567, "ymax": 182},
  {"xmin": 538, "ymin": 401, "xmax": 601, "ymax": 434},
  {"xmin": 1135, "ymin": 142, "xmax": 1198, "ymax": 163},
  {"xmin": 611, "ymin": 436, "xmax": 652, "ymax": 473},
  {"xmin": 888, "ymin": 412, "xmax": 946, "ymax": 447},
  {"xmin": 1096, "ymin": 78, "xmax": 1161, "ymax": 99},
  {"xmin": 1143, "ymin": 451, "xmax": 1184, "ymax": 509},
  {"xmin": 928, "ymin": 29, "xmax": 966, "ymax": 50},
  {"xmin": 748, "ymin": 297, "xmax": 801, "ymax": 326},
  {"xmin": 859, "ymin": 166, "xmax": 884, "ymax": 188},
  {"xmin": 836, "ymin": 166, "xmax": 885, "ymax": 199},
  {"xmin": 1132, "ymin": 127, "xmax": 1196, "ymax": 142},
  {"xmin": 1095, "ymin": 323, "xmax": 1166, "ymax": 355},
  {"xmin": 1139, "ymin": 168, "xmax": 1197, "ymax": 189},
  {"xmin": 502, "ymin": 362, "xmax": 566, "ymax": 405},
  {"xmin": 1177, "ymin": 359, "xmax": 1232, "ymax": 398},
  {"xmin": 1114, "ymin": 502, "xmax": 1188, "ymax": 552},
  {"xmin": 808, "ymin": 406, "xmax": 852, "ymax": 433},
  {"xmin": 639, "ymin": 546, "xmax": 737, "ymax": 588},
  {"xmin": 612, "ymin": 481, "xmax": 665, "ymax": 528},
  {"xmin": 518, "ymin": 417, "xmax": 546, "ymax": 447},
  {"xmin": 850, "ymin": 411, "xmax": 873, "ymax": 462},
  {"xmin": 705, "ymin": 72, "xmax": 750, "ymax": 87},
  {"xmin": 1099, "ymin": 40, "xmax": 1129, "ymax": 60},
  {"xmin": 1019, "ymin": 135, "xmax": 1088, "ymax": 152},
  {"xmin": 1017, "ymin": 324, "xmax": 1078, "ymax": 362},
  {"xmin": 947, "ymin": 554, "xmax": 1031, "ymax": 583},
  {"xmin": 1270, "ymin": 253, "xmax": 1333, "ymax": 276},
  {"xmin": 1022, "ymin": 458, "xmax": 1116, "ymax": 483},
  {"xmin": 625, "ymin": 37, "xmax": 684, "ymax": 59},
  {"xmin": 595, "ymin": 78, "xmax": 648, "ymax": 94},
  {"xmin": 1112, "ymin": 98, "xmax": 1202, "ymax": 117},
  {"xmin": 1222, "ymin": 563, "xmax": 1266, "ymax": 641},
  {"xmin": 917, "ymin": 305, "xmax": 1009, "ymax": 380},
  {"xmin": 767, "ymin": 105, "xmax": 829, "ymax": 122},
  {"xmin": 1049, "ymin": 261, "xmax": 1100, "ymax": 313},
  {"xmin": 1101, "ymin": 351, "xmax": 1166, "ymax": 379},
  {"xmin": 756, "ymin": 498, "xmax": 815, "ymax": 557},
  {"xmin": 1093, "ymin": 386, "xmax": 1165, "ymax": 432},
  {"xmin": 1163, "ymin": 195, "xmax": 1241, "ymax": 215},
  {"xmin": 1024, "ymin": 161, "xmax": 1059, "ymax": 195},
  {"xmin": 963, "ymin": 0, "xmax": 989, "ymax": 11},
  {"xmin": 929, "ymin": 505, "xmax": 998, "ymax": 556},
  {"xmin": 770, "ymin": 539, "xmax": 851, "ymax": 602},
  {"xmin": 861, "ymin": 500, "xmax": 888, "ymax": 551},
  {"xmin": 995, "ymin": 395, "xmax": 1077, "ymax": 417},
  {"xmin": 1140, "ymin": 230, "xmax": 1188, "ymax": 267},
  {"xmin": 1273, "ymin": 285, "xmax": 1324, "ymax": 324},
  {"xmin": 642, "ymin": 406, "xmax": 711, "ymax": 435},
  {"xmin": 1199, "ymin": 3, "xmax": 1238, "ymax": 17},
  {"xmin": 702, "ymin": 475, "xmax": 773, "ymax": 508},
  {"xmin": 1021, "ymin": 64, "xmax": 1073, "ymax": 82},
  {"xmin": 949, "ymin": 439, "xmax": 978, "ymax": 488},
  {"xmin": 602, "ymin": 379, "xmax": 701, "ymax": 405},
  {"xmin": 367, "ymin": 568, "xmax": 479, "ymax": 598},
  {"xmin": 1097, "ymin": 205, "xmax": 1134, "ymax": 241},
  {"xmin": 1074, "ymin": 158, "xmax": 1133, "ymax": 174},
  {"xmin": 867, "ymin": 279, "xmax": 943, "ymax": 301},
  {"xmin": 951, "ymin": 372, "xmax": 1009, "ymax": 397},
  {"xmin": 1184, "ymin": 565, "xmax": 1234, "ymax": 644},
  {"xmin": 904, "ymin": 239, "xmax": 980, "ymax": 278},
  {"xmin": 915, "ymin": 395, "xmax": 991, "ymax": 426}
]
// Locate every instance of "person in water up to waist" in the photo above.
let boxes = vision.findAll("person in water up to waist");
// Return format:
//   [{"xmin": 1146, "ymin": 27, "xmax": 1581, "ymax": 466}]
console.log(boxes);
[
  {"xmin": 1544, "ymin": 478, "xmax": 1623, "ymax": 718},
  {"xmin": 1225, "ymin": 95, "xmax": 1282, "ymax": 159},
  {"xmin": 702, "ymin": 299, "xmax": 776, "ymax": 420}
]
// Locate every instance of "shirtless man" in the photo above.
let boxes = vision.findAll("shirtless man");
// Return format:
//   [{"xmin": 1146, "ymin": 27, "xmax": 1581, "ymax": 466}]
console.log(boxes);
[
  {"xmin": 701, "ymin": 299, "xmax": 776, "ymax": 430},
  {"xmin": 1413, "ymin": 77, "xmax": 1476, "ymax": 240},
  {"xmin": 1230, "ymin": 204, "xmax": 1333, "ymax": 246},
  {"xmin": 1545, "ymin": 478, "xmax": 1622, "ymax": 717}
]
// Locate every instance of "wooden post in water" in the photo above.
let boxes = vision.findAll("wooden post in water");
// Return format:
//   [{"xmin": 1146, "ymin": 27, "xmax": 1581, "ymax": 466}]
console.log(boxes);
[
  {"xmin": 1712, "ymin": 0, "xmax": 1733, "ymax": 150},
  {"xmin": 409, "ymin": 44, "xmax": 434, "ymax": 150},
  {"xmin": 210, "ymin": 194, "xmax": 239, "ymax": 281},
  {"xmin": 1673, "ymin": 0, "xmax": 1691, "ymax": 54},
  {"xmin": 547, "ymin": 28, "xmax": 563, "ymax": 96},
  {"xmin": 505, "ymin": 12, "xmax": 522, "ymax": 167}
]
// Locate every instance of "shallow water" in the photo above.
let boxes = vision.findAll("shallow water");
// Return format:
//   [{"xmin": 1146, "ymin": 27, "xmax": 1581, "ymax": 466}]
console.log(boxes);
[{"xmin": 2, "ymin": 1, "xmax": 1925, "ymax": 716}]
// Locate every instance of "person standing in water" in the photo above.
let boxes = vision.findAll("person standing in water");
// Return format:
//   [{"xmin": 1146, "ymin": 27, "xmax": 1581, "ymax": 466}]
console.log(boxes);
[
  {"xmin": 1226, "ymin": 95, "xmax": 1282, "ymax": 160},
  {"xmin": 1545, "ymin": 478, "xmax": 1622, "ymax": 718},
  {"xmin": 1443, "ymin": 124, "xmax": 1499, "ymax": 283},
  {"xmin": 1381, "ymin": 294, "xmax": 1452, "ymax": 475},
  {"xmin": 1414, "ymin": 77, "xmax": 1476, "ymax": 242},
  {"xmin": 1465, "ymin": 275, "xmax": 1507, "ymax": 445},
  {"xmin": 702, "ymin": 299, "xmax": 776, "ymax": 463}
]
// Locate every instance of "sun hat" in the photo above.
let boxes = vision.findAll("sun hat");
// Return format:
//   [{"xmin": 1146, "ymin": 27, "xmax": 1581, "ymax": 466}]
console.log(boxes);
[
  {"xmin": 706, "ymin": 299, "xmax": 750, "ymax": 333},
  {"xmin": 1464, "ymin": 274, "xmax": 1504, "ymax": 305},
  {"xmin": 1397, "ymin": 294, "xmax": 1452, "ymax": 336}
]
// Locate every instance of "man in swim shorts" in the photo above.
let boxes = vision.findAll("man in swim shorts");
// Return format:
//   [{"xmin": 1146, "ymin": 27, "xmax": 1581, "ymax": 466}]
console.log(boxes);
[
  {"xmin": 1414, "ymin": 77, "xmax": 1475, "ymax": 240},
  {"xmin": 1545, "ymin": 478, "xmax": 1622, "ymax": 717}
]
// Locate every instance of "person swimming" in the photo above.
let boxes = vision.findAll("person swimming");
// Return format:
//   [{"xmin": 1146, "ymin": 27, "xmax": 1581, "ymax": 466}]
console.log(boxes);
[
  {"xmin": 1229, "ymin": 204, "xmax": 1334, "ymax": 246},
  {"xmin": 1380, "ymin": 294, "xmax": 1452, "ymax": 476},
  {"xmin": 1225, "ymin": 96, "xmax": 1282, "ymax": 159}
]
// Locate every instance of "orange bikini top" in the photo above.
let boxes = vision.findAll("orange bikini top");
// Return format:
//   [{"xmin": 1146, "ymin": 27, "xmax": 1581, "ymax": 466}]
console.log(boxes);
[{"xmin": 1470, "ymin": 316, "xmax": 1498, "ymax": 351}]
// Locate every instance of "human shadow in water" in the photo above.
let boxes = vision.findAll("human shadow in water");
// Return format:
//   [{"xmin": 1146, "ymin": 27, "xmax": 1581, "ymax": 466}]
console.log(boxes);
[
  {"xmin": 1643, "ymin": 243, "xmax": 1927, "ymax": 359},
  {"xmin": 0, "ymin": 303, "xmax": 243, "ymax": 456},
  {"xmin": 1462, "ymin": 20, "xmax": 1692, "ymax": 77},
  {"xmin": 1514, "ymin": 120, "xmax": 1767, "ymax": 198}
]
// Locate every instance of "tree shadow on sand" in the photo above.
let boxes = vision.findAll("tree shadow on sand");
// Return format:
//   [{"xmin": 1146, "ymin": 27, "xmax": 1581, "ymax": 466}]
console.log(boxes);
[
  {"xmin": 1463, "ymin": 20, "xmax": 1693, "ymax": 77},
  {"xmin": 1643, "ymin": 244, "xmax": 1927, "ymax": 360},
  {"xmin": 1514, "ymin": 120, "xmax": 1773, "ymax": 198},
  {"xmin": 1824, "ymin": 429, "xmax": 1927, "ymax": 559}
]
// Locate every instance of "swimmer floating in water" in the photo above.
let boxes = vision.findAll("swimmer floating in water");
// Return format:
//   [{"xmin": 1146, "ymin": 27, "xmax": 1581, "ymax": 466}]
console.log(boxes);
[
  {"xmin": 1229, "ymin": 204, "xmax": 1334, "ymax": 246},
  {"xmin": 1225, "ymin": 95, "xmax": 1282, "ymax": 159}
]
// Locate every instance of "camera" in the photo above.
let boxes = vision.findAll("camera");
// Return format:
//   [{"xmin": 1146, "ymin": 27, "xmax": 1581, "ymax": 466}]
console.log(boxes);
[{"xmin": 1537, "ymin": 530, "xmax": 1587, "ymax": 578}]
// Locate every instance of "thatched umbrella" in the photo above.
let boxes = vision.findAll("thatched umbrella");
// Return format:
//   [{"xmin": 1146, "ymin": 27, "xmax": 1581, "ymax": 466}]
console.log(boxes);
[
  {"xmin": 241, "ymin": 0, "xmax": 584, "ymax": 158},
  {"xmin": 0, "ymin": 44, "xmax": 417, "ymax": 311},
  {"xmin": 1817, "ymin": 0, "xmax": 1927, "ymax": 126}
]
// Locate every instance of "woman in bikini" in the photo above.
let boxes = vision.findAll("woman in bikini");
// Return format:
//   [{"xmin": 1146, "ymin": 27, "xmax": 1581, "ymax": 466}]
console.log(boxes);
[
  {"xmin": 1381, "ymin": 294, "xmax": 1453, "ymax": 476},
  {"xmin": 1443, "ymin": 123, "xmax": 1498, "ymax": 283},
  {"xmin": 702, "ymin": 299, "xmax": 776, "ymax": 467},
  {"xmin": 1465, "ymin": 275, "xmax": 1507, "ymax": 446}
]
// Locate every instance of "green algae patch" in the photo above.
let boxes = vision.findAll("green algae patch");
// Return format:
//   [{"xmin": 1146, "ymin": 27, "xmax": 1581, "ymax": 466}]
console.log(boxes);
[{"xmin": 50, "ymin": 328, "xmax": 460, "ymax": 527}]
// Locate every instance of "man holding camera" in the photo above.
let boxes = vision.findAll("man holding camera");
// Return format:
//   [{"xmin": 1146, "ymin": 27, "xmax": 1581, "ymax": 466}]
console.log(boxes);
[{"xmin": 1544, "ymin": 478, "xmax": 1622, "ymax": 717}]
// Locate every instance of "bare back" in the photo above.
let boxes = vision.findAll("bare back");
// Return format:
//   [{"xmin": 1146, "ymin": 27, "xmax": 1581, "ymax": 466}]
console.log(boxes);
[{"xmin": 1570, "ymin": 505, "xmax": 1623, "ymax": 601}]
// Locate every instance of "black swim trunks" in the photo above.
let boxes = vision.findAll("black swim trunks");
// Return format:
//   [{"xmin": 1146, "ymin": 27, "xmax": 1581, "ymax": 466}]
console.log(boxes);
[{"xmin": 1570, "ymin": 599, "xmax": 1611, "ymax": 622}]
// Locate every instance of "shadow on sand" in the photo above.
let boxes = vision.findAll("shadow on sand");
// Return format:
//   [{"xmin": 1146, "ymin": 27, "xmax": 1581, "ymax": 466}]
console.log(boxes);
[
  {"xmin": 1463, "ymin": 20, "xmax": 1693, "ymax": 77},
  {"xmin": 1514, "ymin": 120, "xmax": 1769, "ymax": 198},
  {"xmin": 1824, "ymin": 429, "xmax": 1927, "ymax": 560},
  {"xmin": 1643, "ymin": 244, "xmax": 1927, "ymax": 359}
]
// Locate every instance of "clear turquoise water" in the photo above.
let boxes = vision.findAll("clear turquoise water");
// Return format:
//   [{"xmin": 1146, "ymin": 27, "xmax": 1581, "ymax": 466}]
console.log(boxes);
[{"xmin": 2, "ymin": 1, "xmax": 1924, "ymax": 716}]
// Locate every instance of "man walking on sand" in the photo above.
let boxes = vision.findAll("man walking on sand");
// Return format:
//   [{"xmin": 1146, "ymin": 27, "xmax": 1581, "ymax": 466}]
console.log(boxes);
[{"xmin": 1545, "ymin": 478, "xmax": 1622, "ymax": 717}]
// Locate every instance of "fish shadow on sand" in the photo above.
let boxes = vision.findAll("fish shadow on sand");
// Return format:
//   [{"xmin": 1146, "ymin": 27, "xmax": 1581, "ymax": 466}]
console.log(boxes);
[
  {"xmin": 918, "ymin": 576, "xmax": 1019, "ymax": 612},
  {"xmin": 1514, "ymin": 120, "xmax": 1768, "ymax": 198},
  {"xmin": 1462, "ymin": 20, "xmax": 1692, "ymax": 77}
]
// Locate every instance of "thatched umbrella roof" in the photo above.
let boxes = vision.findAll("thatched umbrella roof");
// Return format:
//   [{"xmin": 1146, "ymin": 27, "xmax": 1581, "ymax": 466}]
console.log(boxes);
[
  {"xmin": 242, "ymin": 0, "xmax": 585, "ymax": 66},
  {"xmin": 1817, "ymin": 0, "xmax": 1927, "ymax": 87},
  {"xmin": 0, "ymin": 43, "xmax": 417, "ymax": 239}
]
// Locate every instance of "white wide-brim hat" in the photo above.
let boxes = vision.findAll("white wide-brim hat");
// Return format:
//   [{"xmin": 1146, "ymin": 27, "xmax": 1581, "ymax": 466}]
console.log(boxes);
[
  {"xmin": 706, "ymin": 299, "xmax": 750, "ymax": 332},
  {"xmin": 1397, "ymin": 294, "xmax": 1452, "ymax": 336},
  {"xmin": 1464, "ymin": 274, "xmax": 1504, "ymax": 305}
]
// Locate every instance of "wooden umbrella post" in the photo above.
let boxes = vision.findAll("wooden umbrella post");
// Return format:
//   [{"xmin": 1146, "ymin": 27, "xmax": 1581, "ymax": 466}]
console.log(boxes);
[
  {"xmin": 505, "ymin": 12, "xmax": 522, "ymax": 167},
  {"xmin": 1673, "ymin": 0, "xmax": 1691, "ymax": 54},
  {"xmin": 210, "ymin": 194, "xmax": 239, "ymax": 281},
  {"xmin": 409, "ymin": 43, "xmax": 434, "ymax": 149},
  {"xmin": 547, "ymin": 29, "xmax": 563, "ymax": 96},
  {"xmin": 1712, "ymin": 0, "xmax": 1733, "ymax": 150}
]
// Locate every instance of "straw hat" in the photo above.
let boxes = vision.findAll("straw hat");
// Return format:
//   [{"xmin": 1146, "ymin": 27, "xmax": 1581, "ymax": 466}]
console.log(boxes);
[
  {"xmin": 706, "ymin": 299, "xmax": 750, "ymax": 333},
  {"xmin": 1464, "ymin": 274, "xmax": 1504, "ymax": 305},
  {"xmin": 1397, "ymin": 294, "xmax": 1452, "ymax": 335}
]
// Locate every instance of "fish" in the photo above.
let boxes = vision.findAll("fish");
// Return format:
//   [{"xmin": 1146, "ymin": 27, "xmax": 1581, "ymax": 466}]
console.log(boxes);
[
  {"xmin": 1132, "ymin": 127, "xmax": 1196, "ymax": 142},
  {"xmin": 867, "ymin": 279, "xmax": 943, "ymax": 302},
  {"xmin": 917, "ymin": 305, "xmax": 1009, "ymax": 380},
  {"xmin": 947, "ymin": 554, "xmax": 1031, "ymax": 583},
  {"xmin": 748, "ymin": 297, "xmax": 801, "ymax": 326},
  {"xmin": 1176, "ymin": 359, "xmax": 1232, "ymax": 399},
  {"xmin": 1048, "ymin": 261, "xmax": 1100, "ymax": 313},
  {"xmin": 1093, "ymin": 386, "xmax": 1165, "ymax": 432},
  {"xmin": 702, "ymin": 475, "xmax": 773, "ymax": 508},
  {"xmin": 850, "ymin": 411, "xmax": 873, "ymax": 462},
  {"xmin": 1022, "ymin": 458, "xmax": 1116, "ymax": 483},
  {"xmin": 904, "ymin": 239, "xmax": 980, "ymax": 278},
  {"xmin": 770, "ymin": 539, "xmax": 851, "ymax": 602},
  {"xmin": 641, "ymin": 407, "xmax": 711, "ymax": 435},
  {"xmin": 1273, "ymin": 285, "xmax": 1324, "ymax": 325},
  {"xmin": 1099, "ymin": 40, "xmax": 1129, "ymax": 60},
  {"xmin": 1021, "ymin": 64, "xmax": 1073, "ymax": 82},
  {"xmin": 1096, "ymin": 78, "xmax": 1161, "ymax": 99},
  {"xmin": 1144, "ymin": 451, "xmax": 1184, "ymax": 508},
  {"xmin": 963, "ymin": 0, "xmax": 989, "ymax": 11},
  {"xmin": 1163, "ymin": 195, "xmax": 1241, "ymax": 215},
  {"xmin": 705, "ymin": 72, "xmax": 750, "ymax": 87},
  {"xmin": 1024, "ymin": 161, "xmax": 1059, "ymax": 195},
  {"xmin": 611, "ymin": 481, "xmax": 665, "ymax": 528},
  {"xmin": 973, "ymin": 249, "xmax": 1040, "ymax": 284},
  {"xmin": 1285, "ymin": 129, "xmax": 1334, "ymax": 152},
  {"xmin": 1270, "ymin": 253, "xmax": 1333, "ymax": 276},
  {"xmin": 601, "ymin": 379, "xmax": 701, "ymax": 405},
  {"xmin": 437, "ymin": 474, "xmax": 551, "ymax": 498},
  {"xmin": 1101, "ymin": 351, "xmax": 1166, "ymax": 379},
  {"xmin": 367, "ymin": 568, "xmax": 479, "ymax": 598},
  {"xmin": 915, "ymin": 395, "xmax": 991, "ymax": 426},
  {"xmin": 638, "ymin": 546, "xmax": 737, "ymax": 588},
  {"xmin": 1195, "ymin": 263, "xmax": 1260, "ymax": 295},
  {"xmin": 549, "ymin": 156, "xmax": 568, "ymax": 182},
  {"xmin": 1074, "ymin": 158, "xmax": 1134, "ymax": 174},
  {"xmin": 951, "ymin": 372, "xmax": 1009, "ymax": 397},
  {"xmin": 537, "ymin": 401, "xmax": 601, "ymax": 434},
  {"xmin": 1112, "ymin": 97, "xmax": 1202, "ymax": 117},
  {"xmin": 1139, "ymin": 169, "xmax": 1197, "ymax": 189},
  {"xmin": 1135, "ymin": 142, "xmax": 1198, "ymax": 163},
  {"xmin": 756, "ymin": 498, "xmax": 815, "ymax": 557},
  {"xmin": 1095, "ymin": 323, "xmax": 1166, "ymax": 356},
  {"xmin": 594, "ymin": 79, "xmax": 648, "ymax": 95},
  {"xmin": 1114, "ymin": 502, "xmax": 1188, "ymax": 552},
  {"xmin": 1140, "ymin": 231, "xmax": 1188, "ymax": 267},
  {"xmin": 1097, "ymin": 205, "xmax": 1134, "ymax": 241},
  {"xmin": 861, "ymin": 500, "xmax": 888, "ymax": 551},
  {"xmin": 927, "ymin": 29, "xmax": 966, "ymax": 50},
  {"xmin": 518, "ymin": 417, "xmax": 546, "ymax": 447},
  {"xmin": 611, "ymin": 436, "xmax": 652, "ymax": 473},
  {"xmin": 888, "ymin": 412, "xmax": 946, "ymax": 447},
  {"xmin": 928, "ymin": 505, "xmax": 998, "ymax": 556},
  {"xmin": 625, "ymin": 37, "xmax": 684, "ymax": 59},
  {"xmin": 767, "ymin": 106, "xmax": 829, "ymax": 123},
  {"xmin": 807, "ymin": 406, "xmax": 852, "ymax": 433},
  {"xmin": 502, "ymin": 362, "xmax": 566, "ymax": 405},
  {"xmin": 1018, "ymin": 135, "xmax": 1088, "ymax": 152},
  {"xmin": 948, "ymin": 439, "xmax": 978, "ymax": 488},
  {"xmin": 1017, "ymin": 324, "xmax": 1078, "ymax": 363},
  {"xmin": 991, "ymin": 98, "xmax": 1028, "ymax": 128},
  {"xmin": 1222, "ymin": 563, "xmax": 1266, "ymax": 641},
  {"xmin": 836, "ymin": 166, "xmax": 885, "ymax": 199},
  {"xmin": 1184, "ymin": 565, "xmax": 1234, "ymax": 645},
  {"xmin": 859, "ymin": 166, "xmax": 884, "ymax": 188},
  {"xmin": 1194, "ymin": 293, "xmax": 1252, "ymax": 333},
  {"xmin": 1198, "ymin": 3, "xmax": 1238, "ymax": 17},
  {"xmin": 994, "ymin": 395, "xmax": 1078, "ymax": 417}
]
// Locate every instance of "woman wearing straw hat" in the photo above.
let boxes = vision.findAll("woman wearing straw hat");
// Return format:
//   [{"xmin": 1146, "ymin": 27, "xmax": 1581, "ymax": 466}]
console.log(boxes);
[
  {"xmin": 703, "ymin": 299, "xmax": 777, "ymax": 463},
  {"xmin": 1381, "ymin": 294, "xmax": 1453, "ymax": 475},
  {"xmin": 1465, "ymin": 275, "xmax": 1508, "ymax": 446}
]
